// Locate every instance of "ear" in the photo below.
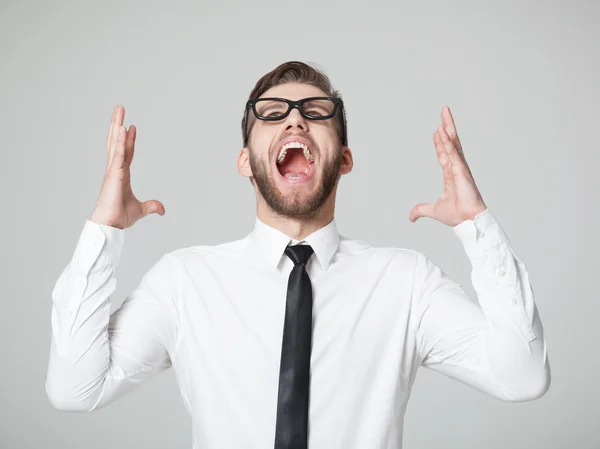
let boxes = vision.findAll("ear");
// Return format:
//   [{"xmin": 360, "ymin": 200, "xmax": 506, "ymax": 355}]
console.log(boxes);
[
  {"xmin": 237, "ymin": 147, "xmax": 253, "ymax": 177},
  {"xmin": 339, "ymin": 146, "xmax": 354, "ymax": 175}
]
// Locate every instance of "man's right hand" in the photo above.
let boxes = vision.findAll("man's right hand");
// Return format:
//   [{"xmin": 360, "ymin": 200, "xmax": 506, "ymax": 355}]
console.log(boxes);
[{"xmin": 90, "ymin": 105, "xmax": 165, "ymax": 229}]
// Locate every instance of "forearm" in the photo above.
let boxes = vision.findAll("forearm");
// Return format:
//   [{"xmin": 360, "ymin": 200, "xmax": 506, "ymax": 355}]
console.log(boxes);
[
  {"xmin": 46, "ymin": 220, "xmax": 126, "ymax": 411},
  {"xmin": 422, "ymin": 294, "xmax": 549, "ymax": 401},
  {"xmin": 418, "ymin": 209, "xmax": 550, "ymax": 401},
  {"xmin": 472, "ymin": 233, "xmax": 548, "ymax": 400}
]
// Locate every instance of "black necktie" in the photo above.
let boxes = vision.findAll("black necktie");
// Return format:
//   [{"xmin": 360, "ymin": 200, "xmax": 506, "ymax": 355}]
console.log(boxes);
[{"xmin": 274, "ymin": 244, "xmax": 315, "ymax": 449}]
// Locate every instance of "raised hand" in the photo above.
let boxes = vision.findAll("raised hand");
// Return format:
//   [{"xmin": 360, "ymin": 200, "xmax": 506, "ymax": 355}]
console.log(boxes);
[
  {"xmin": 409, "ymin": 106, "xmax": 487, "ymax": 227},
  {"xmin": 90, "ymin": 106, "xmax": 165, "ymax": 229}
]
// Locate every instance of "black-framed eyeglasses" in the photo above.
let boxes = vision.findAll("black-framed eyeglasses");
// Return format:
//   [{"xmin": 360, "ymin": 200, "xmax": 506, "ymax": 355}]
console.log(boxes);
[{"xmin": 243, "ymin": 96, "xmax": 348, "ymax": 147}]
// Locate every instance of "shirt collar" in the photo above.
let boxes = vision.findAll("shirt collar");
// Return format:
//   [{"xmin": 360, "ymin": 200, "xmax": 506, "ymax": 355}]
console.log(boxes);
[{"xmin": 250, "ymin": 217, "xmax": 341, "ymax": 271}]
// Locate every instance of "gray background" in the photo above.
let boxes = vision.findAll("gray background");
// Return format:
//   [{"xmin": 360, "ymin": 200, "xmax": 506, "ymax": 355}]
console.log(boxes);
[{"xmin": 1, "ymin": 0, "xmax": 598, "ymax": 448}]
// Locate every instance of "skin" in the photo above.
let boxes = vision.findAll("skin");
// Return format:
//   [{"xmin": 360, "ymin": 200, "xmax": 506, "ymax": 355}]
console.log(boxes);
[
  {"xmin": 90, "ymin": 83, "xmax": 486, "ymax": 236},
  {"xmin": 236, "ymin": 82, "xmax": 487, "ymax": 240},
  {"xmin": 409, "ymin": 106, "xmax": 487, "ymax": 226},
  {"xmin": 237, "ymin": 83, "xmax": 353, "ymax": 240}
]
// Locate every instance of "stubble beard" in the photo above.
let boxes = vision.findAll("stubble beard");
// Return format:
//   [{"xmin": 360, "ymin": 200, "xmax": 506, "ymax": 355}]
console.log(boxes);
[{"xmin": 248, "ymin": 147, "xmax": 342, "ymax": 219}]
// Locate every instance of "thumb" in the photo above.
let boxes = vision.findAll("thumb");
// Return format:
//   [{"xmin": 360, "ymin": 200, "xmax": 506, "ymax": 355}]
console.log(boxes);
[
  {"xmin": 141, "ymin": 200, "xmax": 166, "ymax": 217},
  {"xmin": 409, "ymin": 203, "xmax": 434, "ymax": 223}
]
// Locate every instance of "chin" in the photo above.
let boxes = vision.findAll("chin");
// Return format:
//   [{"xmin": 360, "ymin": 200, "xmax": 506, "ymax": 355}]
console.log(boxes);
[{"xmin": 268, "ymin": 179, "xmax": 327, "ymax": 218}]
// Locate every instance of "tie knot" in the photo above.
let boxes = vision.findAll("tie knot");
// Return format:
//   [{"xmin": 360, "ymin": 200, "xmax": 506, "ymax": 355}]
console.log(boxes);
[{"xmin": 284, "ymin": 244, "xmax": 314, "ymax": 265}]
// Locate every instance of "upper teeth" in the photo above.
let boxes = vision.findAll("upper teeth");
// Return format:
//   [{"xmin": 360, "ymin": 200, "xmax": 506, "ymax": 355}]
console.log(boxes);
[{"xmin": 277, "ymin": 142, "xmax": 314, "ymax": 164}]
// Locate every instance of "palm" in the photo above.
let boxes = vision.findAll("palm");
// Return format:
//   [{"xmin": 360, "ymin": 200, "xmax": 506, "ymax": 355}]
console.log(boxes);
[
  {"xmin": 120, "ymin": 175, "xmax": 143, "ymax": 227},
  {"xmin": 108, "ymin": 167, "xmax": 148, "ymax": 228}
]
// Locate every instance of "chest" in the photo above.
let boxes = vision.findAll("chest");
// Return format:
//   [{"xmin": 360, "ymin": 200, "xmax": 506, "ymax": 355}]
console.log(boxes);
[
  {"xmin": 165, "ymin": 248, "xmax": 420, "ymax": 444},
  {"xmin": 173, "ymin": 255, "xmax": 416, "ymax": 374}
]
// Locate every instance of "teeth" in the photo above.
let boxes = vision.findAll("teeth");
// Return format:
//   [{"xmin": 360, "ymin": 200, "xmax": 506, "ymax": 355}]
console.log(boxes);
[{"xmin": 277, "ymin": 142, "xmax": 314, "ymax": 164}]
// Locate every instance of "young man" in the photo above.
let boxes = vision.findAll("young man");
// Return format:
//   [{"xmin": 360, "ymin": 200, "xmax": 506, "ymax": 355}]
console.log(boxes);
[{"xmin": 46, "ymin": 61, "xmax": 550, "ymax": 449}]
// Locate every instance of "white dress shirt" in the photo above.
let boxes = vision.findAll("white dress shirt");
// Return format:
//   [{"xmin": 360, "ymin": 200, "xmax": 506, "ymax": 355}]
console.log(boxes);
[{"xmin": 46, "ymin": 208, "xmax": 550, "ymax": 449}]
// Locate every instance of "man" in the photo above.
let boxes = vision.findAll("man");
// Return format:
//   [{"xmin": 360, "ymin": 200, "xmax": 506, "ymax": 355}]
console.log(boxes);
[{"xmin": 46, "ymin": 61, "xmax": 550, "ymax": 448}]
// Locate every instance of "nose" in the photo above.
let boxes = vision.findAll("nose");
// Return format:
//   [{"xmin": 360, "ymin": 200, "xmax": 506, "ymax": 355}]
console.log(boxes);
[{"xmin": 284, "ymin": 107, "xmax": 308, "ymax": 133}]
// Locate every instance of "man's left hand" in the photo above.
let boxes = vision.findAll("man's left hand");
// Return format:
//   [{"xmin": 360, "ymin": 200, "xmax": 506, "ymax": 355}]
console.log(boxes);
[{"xmin": 409, "ymin": 106, "xmax": 487, "ymax": 227}]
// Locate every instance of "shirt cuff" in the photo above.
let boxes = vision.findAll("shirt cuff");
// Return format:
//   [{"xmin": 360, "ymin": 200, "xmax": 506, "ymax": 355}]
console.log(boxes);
[
  {"xmin": 72, "ymin": 220, "xmax": 125, "ymax": 273},
  {"xmin": 452, "ymin": 208, "xmax": 510, "ymax": 260}
]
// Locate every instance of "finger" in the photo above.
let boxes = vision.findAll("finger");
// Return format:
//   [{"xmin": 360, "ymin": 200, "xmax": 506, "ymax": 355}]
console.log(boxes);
[
  {"xmin": 125, "ymin": 125, "xmax": 136, "ymax": 165},
  {"xmin": 106, "ymin": 106, "xmax": 118, "ymax": 153},
  {"xmin": 108, "ymin": 106, "xmax": 125, "ymax": 162},
  {"xmin": 442, "ymin": 155, "xmax": 455, "ymax": 190},
  {"xmin": 440, "ymin": 106, "xmax": 457, "ymax": 138},
  {"xmin": 107, "ymin": 105, "xmax": 121, "ymax": 154},
  {"xmin": 109, "ymin": 125, "xmax": 127, "ymax": 170},
  {"xmin": 438, "ymin": 125, "xmax": 466, "ymax": 168},
  {"xmin": 441, "ymin": 106, "xmax": 463, "ymax": 151},
  {"xmin": 141, "ymin": 200, "xmax": 166, "ymax": 217},
  {"xmin": 433, "ymin": 129, "xmax": 450, "ymax": 168},
  {"xmin": 409, "ymin": 202, "xmax": 435, "ymax": 223}
]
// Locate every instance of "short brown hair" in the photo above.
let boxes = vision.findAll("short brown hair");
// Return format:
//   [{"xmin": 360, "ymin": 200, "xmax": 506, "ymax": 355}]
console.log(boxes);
[{"xmin": 241, "ymin": 61, "xmax": 347, "ymax": 146}]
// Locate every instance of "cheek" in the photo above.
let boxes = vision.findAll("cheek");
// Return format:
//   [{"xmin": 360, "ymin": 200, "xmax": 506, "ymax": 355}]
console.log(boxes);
[
  {"xmin": 252, "ymin": 125, "xmax": 279, "ymax": 155},
  {"xmin": 313, "ymin": 124, "xmax": 339, "ymax": 148}
]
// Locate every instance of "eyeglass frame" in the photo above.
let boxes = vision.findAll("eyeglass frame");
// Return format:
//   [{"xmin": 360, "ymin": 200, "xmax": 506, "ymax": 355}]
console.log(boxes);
[{"xmin": 243, "ymin": 96, "xmax": 348, "ymax": 147}]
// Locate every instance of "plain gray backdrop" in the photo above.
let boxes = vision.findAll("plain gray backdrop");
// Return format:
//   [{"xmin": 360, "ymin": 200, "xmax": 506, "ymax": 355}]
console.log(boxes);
[{"xmin": 1, "ymin": 0, "xmax": 598, "ymax": 448}]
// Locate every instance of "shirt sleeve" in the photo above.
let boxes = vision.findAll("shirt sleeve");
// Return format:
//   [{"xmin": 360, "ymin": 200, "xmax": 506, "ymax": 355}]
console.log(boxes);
[
  {"xmin": 46, "ymin": 220, "xmax": 180, "ymax": 412},
  {"xmin": 413, "ymin": 208, "xmax": 550, "ymax": 401}
]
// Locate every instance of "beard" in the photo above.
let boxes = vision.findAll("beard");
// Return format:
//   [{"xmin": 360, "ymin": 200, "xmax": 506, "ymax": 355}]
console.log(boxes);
[{"xmin": 248, "ymin": 146, "xmax": 342, "ymax": 219}]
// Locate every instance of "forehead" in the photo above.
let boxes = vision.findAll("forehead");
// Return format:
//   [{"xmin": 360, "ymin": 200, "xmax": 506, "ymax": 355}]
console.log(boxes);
[{"xmin": 259, "ymin": 82, "xmax": 328, "ymax": 100}]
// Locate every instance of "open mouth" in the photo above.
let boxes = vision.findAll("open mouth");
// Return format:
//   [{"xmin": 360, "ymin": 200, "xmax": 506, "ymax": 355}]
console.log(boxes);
[{"xmin": 275, "ymin": 141, "xmax": 315, "ymax": 183}]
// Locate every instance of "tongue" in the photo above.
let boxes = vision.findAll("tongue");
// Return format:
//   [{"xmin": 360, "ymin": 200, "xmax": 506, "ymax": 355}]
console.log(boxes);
[{"xmin": 279, "ymin": 150, "xmax": 309, "ymax": 176}]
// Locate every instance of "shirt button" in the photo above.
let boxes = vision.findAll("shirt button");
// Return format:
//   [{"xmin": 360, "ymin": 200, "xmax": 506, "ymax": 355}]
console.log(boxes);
[
  {"xmin": 497, "ymin": 267, "xmax": 506, "ymax": 276},
  {"xmin": 512, "ymin": 298, "xmax": 519, "ymax": 305},
  {"xmin": 477, "ymin": 230, "xmax": 485, "ymax": 239}
]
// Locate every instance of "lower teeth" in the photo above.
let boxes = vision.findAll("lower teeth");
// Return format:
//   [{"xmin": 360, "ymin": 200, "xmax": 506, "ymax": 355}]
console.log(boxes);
[{"xmin": 284, "ymin": 173, "xmax": 305, "ymax": 179}]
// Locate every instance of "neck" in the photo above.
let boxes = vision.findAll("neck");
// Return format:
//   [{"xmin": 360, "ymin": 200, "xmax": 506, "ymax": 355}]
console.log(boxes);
[{"xmin": 256, "ymin": 196, "xmax": 336, "ymax": 241}]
